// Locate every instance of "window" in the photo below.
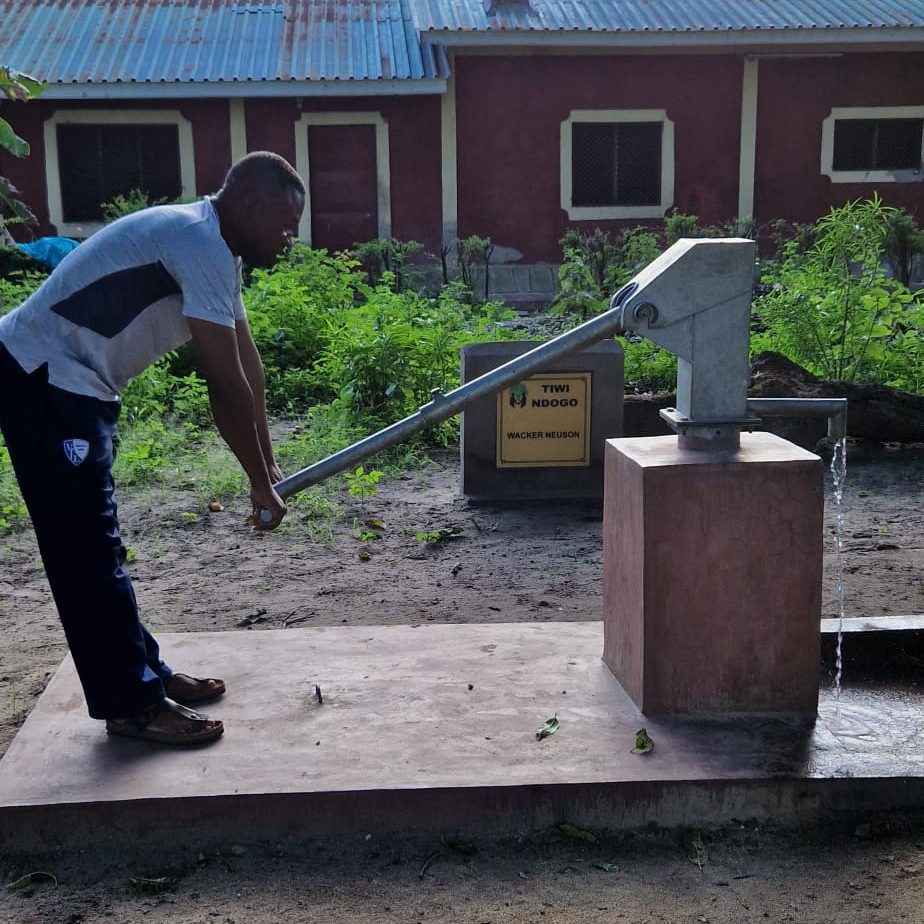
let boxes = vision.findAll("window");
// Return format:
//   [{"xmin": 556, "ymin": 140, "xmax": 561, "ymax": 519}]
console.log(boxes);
[
  {"xmin": 822, "ymin": 107, "xmax": 924, "ymax": 183},
  {"xmin": 561, "ymin": 110, "xmax": 674, "ymax": 220},
  {"xmin": 572, "ymin": 121, "xmax": 662, "ymax": 207},
  {"xmin": 44, "ymin": 110, "xmax": 196, "ymax": 236},
  {"xmin": 832, "ymin": 119, "xmax": 922, "ymax": 171},
  {"xmin": 57, "ymin": 123, "xmax": 182, "ymax": 223}
]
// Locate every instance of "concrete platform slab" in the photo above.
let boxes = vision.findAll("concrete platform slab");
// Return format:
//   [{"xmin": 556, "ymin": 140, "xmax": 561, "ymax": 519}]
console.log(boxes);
[{"xmin": 2, "ymin": 623, "xmax": 924, "ymax": 851}]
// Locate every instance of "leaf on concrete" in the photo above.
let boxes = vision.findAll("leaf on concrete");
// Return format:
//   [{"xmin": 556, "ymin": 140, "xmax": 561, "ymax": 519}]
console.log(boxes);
[
  {"xmin": 632, "ymin": 728, "xmax": 654, "ymax": 754},
  {"xmin": 6, "ymin": 871, "xmax": 57, "ymax": 891},
  {"xmin": 535, "ymin": 715, "xmax": 559, "ymax": 740},
  {"xmin": 129, "ymin": 876, "xmax": 177, "ymax": 894},
  {"xmin": 557, "ymin": 823, "xmax": 598, "ymax": 844}
]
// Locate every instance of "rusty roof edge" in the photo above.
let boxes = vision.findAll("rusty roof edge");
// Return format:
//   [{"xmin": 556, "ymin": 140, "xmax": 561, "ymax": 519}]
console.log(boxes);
[
  {"xmin": 36, "ymin": 74, "xmax": 451, "ymax": 100},
  {"xmin": 415, "ymin": 23, "xmax": 924, "ymax": 46}
]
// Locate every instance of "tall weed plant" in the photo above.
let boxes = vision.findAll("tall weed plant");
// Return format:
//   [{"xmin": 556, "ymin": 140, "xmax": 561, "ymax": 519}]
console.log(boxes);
[{"xmin": 754, "ymin": 196, "xmax": 922, "ymax": 388}]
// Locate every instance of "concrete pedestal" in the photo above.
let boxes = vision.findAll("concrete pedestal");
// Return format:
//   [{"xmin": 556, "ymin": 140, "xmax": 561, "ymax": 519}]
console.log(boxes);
[{"xmin": 603, "ymin": 432, "xmax": 823, "ymax": 716}]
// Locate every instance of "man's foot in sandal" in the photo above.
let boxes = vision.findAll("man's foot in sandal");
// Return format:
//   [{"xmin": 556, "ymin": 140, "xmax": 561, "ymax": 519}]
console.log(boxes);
[
  {"xmin": 106, "ymin": 698, "xmax": 224, "ymax": 745},
  {"xmin": 164, "ymin": 672, "xmax": 226, "ymax": 705}
]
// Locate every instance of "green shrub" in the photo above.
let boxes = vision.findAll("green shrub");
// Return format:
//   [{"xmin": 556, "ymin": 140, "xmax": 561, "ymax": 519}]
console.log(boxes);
[
  {"xmin": 554, "ymin": 227, "xmax": 670, "ymax": 391},
  {"xmin": 352, "ymin": 238, "xmax": 423, "ymax": 292},
  {"xmin": 0, "ymin": 269, "xmax": 43, "ymax": 315},
  {"xmin": 870, "ymin": 295, "xmax": 924, "ymax": 393},
  {"xmin": 622, "ymin": 338, "xmax": 678, "ymax": 393},
  {"xmin": 315, "ymin": 280, "xmax": 519, "ymax": 433},
  {"xmin": 0, "ymin": 441, "xmax": 27, "ymax": 529},
  {"xmin": 101, "ymin": 189, "xmax": 168, "ymax": 223},
  {"xmin": 554, "ymin": 227, "xmax": 660, "ymax": 323},
  {"xmin": 455, "ymin": 235, "xmax": 495, "ymax": 303},
  {"xmin": 0, "ymin": 245, "xmax": 43, "ymax": 281},
  {"xmin": 753, "ymin": 196, "xmax": 921, "ymax": 389},
  {"xmin": 244, "ymin": 243, "xmax": 364, "ymax": 411},
  {"xmin": 119, "ymin": 355, "xmax": 209, "ymax": 426},
  {"xmin": 881, "ymin": 208, "xmax": 924, "ymax": 289},
  {"xmin": 663, "ymin": 210, "xmax": 701, "ymax": 246}
]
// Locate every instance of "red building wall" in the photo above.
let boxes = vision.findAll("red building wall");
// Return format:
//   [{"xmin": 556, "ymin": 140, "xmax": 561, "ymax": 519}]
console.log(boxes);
[
  {"xmin": 754, "ymin": 52, "xmax": 924, "ymax": 226},
  {"xmin": 4, "ymin": 51, "xmax": 920, "ymax": 257},
  {"xmin": 376, "ymin": 95, "xmax": 442, "ymax": 251},
  {"xmin": 0, "ymin": 101, "xmax": 47, "ymax": 230},
  {"xmin": 453, "ymin": 53, "xmax": 745, "ymax": 263},
  {"xmin": 243, "ymin": 98, "xmax": 300, "ymax": 167}
]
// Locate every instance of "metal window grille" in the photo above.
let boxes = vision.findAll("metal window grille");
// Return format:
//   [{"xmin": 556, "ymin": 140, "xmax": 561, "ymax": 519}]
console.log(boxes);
[
  {"xmin": 58, "ymin": 123, "xmax": 183, "ymax": 222},
  {"xmin": 832, "ymin": 119, "xmax": 923, "ymax": 171},
  {"xmin": 572, "ymin": 121, "xmax": 662, "ymax": 207}
]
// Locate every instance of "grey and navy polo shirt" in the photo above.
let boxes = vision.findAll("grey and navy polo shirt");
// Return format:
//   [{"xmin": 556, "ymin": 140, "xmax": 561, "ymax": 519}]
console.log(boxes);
[{"xmin": 0, "ymin": 197, "xmax": 244, "ymax": 401}]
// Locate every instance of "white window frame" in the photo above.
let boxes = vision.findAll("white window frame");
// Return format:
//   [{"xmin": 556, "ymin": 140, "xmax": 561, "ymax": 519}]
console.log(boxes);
[
  {"xmin": 560, "ymin": 109, "xmax": 675, "ymax": 220},
  {"xmin": 821, "ymin": 106, "xmax": 924, "ymax": 184},
  {"xmin": 43, "ymin": 109, "xmax": 196, "ymax": 238},
  {"xmin": 294, "ymin": 111, "xmax": 391, "ymax": 245}
]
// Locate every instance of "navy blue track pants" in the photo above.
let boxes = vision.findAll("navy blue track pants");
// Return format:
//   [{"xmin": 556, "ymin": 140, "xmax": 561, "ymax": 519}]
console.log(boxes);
[{"xmin": 0, "ymin": 344, "xmax": 171, "ymax": 719}]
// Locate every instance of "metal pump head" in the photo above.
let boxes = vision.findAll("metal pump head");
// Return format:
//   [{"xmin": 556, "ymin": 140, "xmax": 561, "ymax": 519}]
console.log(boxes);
[{"xmin": 610, "ymin": 237, "xmax": 759, "ymax": 451}]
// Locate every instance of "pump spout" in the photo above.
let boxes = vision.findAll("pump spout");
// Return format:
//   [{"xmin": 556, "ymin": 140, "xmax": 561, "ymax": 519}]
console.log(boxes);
[{"xmin": 746, "ymin": 398, "xmax": 848, "ymax": 446}]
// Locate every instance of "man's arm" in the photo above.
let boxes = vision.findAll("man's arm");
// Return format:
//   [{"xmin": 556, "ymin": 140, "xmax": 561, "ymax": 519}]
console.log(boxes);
[
  {"xmin": 234, "ymin": 315, "xmax": 282, "ymax": 484},
  {"xmin": 187, "ymin": 318, "xmax": 285, "ymax": 529}
]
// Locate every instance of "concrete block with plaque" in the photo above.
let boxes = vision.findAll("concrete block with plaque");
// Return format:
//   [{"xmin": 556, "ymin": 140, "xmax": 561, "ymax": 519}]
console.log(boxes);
[{"xmin": 460, "ymin": 341, "xmax": 623, "ymax": 501}]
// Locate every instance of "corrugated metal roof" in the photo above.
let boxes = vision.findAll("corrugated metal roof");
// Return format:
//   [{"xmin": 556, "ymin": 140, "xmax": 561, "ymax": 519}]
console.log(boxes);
[
  {"xmin": 2, "ymin": 0, "xmax": 920, "ymax": 94},
  {"xmin": 0, "ymin": 0, "xmax": 450, "ymax": 87},
  {"xmin": 413, "ymin": 0, "xmax": 924, "ymax": 35}
]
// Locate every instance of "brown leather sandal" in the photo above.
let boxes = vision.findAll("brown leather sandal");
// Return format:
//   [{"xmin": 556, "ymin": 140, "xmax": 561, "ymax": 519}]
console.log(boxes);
[
  {"xmin": 106, "ymin": 698, "xmax": 224, "ymax": 745},
  {"xmin": 164, "ymin": 673, "xmax": 226, "ymax": 705}
]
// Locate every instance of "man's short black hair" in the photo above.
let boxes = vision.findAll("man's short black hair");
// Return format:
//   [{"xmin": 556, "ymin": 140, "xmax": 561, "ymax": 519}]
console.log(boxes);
[{"xmin": 223, "ymin": 151, "xmax": 305, "ymax": 198}]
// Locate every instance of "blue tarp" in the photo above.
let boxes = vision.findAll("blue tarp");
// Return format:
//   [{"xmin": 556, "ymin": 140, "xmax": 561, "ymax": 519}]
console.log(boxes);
[{"xmin": 15, "ymin": 236, "xmax": 80, "ymax": 270}]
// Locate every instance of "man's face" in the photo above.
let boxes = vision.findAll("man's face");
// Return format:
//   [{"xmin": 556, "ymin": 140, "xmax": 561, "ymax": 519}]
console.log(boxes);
[{"xmin": 239, "ymin": 185, "xmax": 305, "ymax": 269}]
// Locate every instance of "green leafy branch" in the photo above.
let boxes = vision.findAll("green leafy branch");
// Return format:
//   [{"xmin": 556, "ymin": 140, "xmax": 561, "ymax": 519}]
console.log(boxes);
[{"xmin": 0, "ymin": 67, "xmax": 46, "ymax": 227}]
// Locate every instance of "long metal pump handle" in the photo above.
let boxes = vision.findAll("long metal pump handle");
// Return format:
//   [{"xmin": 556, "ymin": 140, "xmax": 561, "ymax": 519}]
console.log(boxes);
[{"xmin": 258, "ymin": 295, "xmax": 634, "ymax": 522}]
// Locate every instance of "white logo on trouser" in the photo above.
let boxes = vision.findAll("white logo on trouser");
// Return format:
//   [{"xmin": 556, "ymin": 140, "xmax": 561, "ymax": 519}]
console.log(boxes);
[{"xmin": 63, "ymin": 439, "xmax": 90, "ymax": 466}]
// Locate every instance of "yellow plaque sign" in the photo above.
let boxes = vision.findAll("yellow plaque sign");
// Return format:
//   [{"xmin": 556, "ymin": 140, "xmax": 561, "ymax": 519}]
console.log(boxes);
[{"xmin": 496, "ymin": 373, "xmax": 592, "ymax": 467}]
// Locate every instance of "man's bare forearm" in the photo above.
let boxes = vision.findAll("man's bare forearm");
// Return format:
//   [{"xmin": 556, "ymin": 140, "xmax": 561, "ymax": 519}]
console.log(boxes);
[
  {"xmin": 188, "ymin": 317, "xmax": 285, "ymax": 528},
  {"xmin": 206, "ymin": 376, "xmax": 274, "ymax": 493},
  {"xmin": 236, "ymin": 320, "xmax": 278, "ymax": 476}
]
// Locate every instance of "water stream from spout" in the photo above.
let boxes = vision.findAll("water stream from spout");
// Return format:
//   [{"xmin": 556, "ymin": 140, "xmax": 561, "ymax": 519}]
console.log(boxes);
[{"xmin": 830, "ymin": 437, "xmax": 848, "ymax": 698}]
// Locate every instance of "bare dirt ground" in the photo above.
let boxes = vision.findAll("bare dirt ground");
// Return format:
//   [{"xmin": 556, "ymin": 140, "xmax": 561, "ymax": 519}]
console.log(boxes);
[{"xmin": 1, "ymin": 441, "xmax": 923, "ymax": 923}]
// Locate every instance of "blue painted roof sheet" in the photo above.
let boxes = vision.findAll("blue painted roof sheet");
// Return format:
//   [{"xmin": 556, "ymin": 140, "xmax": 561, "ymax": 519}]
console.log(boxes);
[
  {"xmin": 413, "ymin": 0, "xmax": 924, "ymax": 34},
  {"xmin": 0, "ymin": 0, "xmax": 450, "ymax": 86},
  {"xmin": 1, "ymin": 0, "xmax": 921, "ymax": 90}
]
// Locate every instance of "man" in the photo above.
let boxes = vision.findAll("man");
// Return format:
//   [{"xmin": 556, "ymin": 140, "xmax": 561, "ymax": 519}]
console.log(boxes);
[{"xmin": 0, "ymin": 151, "xmax": 305, "ymax": 745}]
